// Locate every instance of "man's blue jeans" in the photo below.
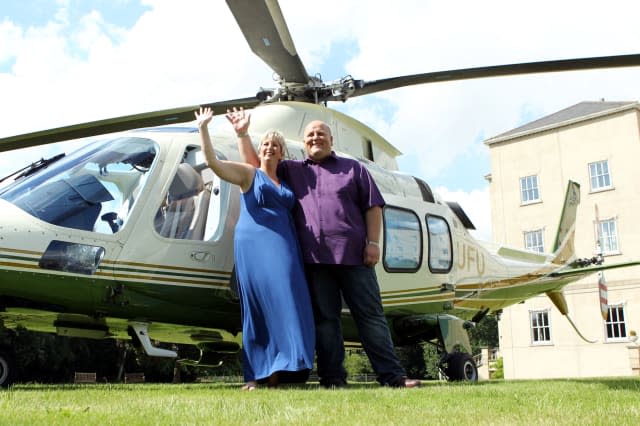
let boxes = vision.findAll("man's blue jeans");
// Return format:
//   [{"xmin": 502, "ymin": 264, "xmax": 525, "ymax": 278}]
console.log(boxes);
[{"xmin": 305, "ymin": 264, "xmax": 406, "ymax": 385}]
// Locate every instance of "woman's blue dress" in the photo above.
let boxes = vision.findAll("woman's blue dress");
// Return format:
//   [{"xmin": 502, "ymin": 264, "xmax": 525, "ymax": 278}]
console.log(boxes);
[{"xmin": 234, "ymin": 169, "xmax": 315, "ymax": 381}]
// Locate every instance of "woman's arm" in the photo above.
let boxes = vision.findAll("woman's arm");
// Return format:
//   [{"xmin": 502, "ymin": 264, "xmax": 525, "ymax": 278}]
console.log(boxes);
[{"xmin": 196, "ymin": 107, "xmax": 254, "ymax": 192}]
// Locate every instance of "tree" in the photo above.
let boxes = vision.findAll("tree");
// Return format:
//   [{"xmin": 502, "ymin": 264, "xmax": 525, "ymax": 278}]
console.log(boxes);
[
  {"xmin": 492, "ymin": 357, "xmax": 504, "ymax": 379},
  {"xmin": 468, "ymin": 314, "xmax": 499, "ymax": 354},
  {"xmin": 9, "ymin": 327, "xmax": 121, "ymax": 383},
  {"xmin": 396, "ymin": 344, "xmax": 427, "ymax": 379},
  {"xmin": 420, "ymin": 343, "xmax": 441, "ymax": 379},
  {"xmin": 344, "ymin": 349, "xmax": 372, "ymax": 378}
]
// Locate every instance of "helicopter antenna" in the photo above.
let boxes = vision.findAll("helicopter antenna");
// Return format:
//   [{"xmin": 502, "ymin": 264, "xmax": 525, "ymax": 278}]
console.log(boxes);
[{"xmin": 566, "ymin": 314, "xmax": 598, "ymax": 344}]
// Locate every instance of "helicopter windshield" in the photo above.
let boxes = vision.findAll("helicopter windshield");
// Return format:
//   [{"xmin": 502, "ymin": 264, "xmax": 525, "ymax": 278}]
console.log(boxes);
[{"xmin": 0, "ymin": 137, "xmax": 157, "ymax": 234}]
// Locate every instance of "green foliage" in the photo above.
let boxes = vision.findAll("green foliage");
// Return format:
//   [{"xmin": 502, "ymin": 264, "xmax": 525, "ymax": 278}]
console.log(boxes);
[
  {"xmin": 395, "ymin": 344, "xmax": 426, "ymax": 378},
  {"xmin": 3, "ymin": 327, "xmax": 240, "ymax": 384},
  {"xmin": 0, "ymin": 326, "xmax": 14, "ymax": 348},
  {"xmin": 344, "ymin": 344, "xmax": 442, "ymax": 381},
  {"xmin": 420, "ymin": 343, "xmax": 441, "ymax": 379},
  {"xmin": 344, "ymin": 350, "xmax": 372, "ymax": 377},
  {"xmin": 492, "ymin": 357, "xmax": 504, "ymax": 379},
  {"xmin": 10, "ymin": 327, "xmax": 121, "ymax": 383},
  {"xmin": 468, "ymin": 314, "xmax": 499, "ymax": 354}
]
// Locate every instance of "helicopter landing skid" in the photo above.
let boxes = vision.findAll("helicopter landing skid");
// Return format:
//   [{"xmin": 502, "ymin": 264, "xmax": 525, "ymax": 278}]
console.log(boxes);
[{"xmin": 129, "ymin": 321, "xmax": 177, "ymax": 358}]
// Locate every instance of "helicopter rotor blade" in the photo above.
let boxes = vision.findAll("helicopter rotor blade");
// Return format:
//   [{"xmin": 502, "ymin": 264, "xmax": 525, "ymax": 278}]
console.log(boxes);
[
  {"xmin": 226, "ymin": 0, "xmax": 309, "ymax": 84},
  {"xmin": 353, "ymin": 53, "xmax": 640, "ymax": 98},
  {"xmin": 0, "ymin": 96, "xmax": 261, "ymax": 153},
  {"xmin": 225, "ymin": 1, "xmax": 640, "ymax": 104}
]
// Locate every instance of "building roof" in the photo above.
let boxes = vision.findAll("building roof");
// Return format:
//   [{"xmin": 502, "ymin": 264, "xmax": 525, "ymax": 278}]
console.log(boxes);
[{"xmin": 484, "ymin": 100, "xmax": 639, "ymax": 145}]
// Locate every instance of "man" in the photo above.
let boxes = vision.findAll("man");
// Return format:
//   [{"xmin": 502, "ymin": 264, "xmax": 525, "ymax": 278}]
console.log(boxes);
[{"xmin": 228, "ymin": 108, "xmax": 420, "ymax": 388}]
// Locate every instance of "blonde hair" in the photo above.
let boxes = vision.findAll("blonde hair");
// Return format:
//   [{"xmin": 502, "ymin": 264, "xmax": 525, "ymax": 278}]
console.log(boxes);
[{"xmin": 258, "ymin": 130, "xmax": 288, "ymax": 159}]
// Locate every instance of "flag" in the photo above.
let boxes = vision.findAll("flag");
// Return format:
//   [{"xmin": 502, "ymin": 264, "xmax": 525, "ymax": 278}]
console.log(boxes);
[{"xmin": 598, "ymin": 272, "xmax": 609, "ymax": 321}]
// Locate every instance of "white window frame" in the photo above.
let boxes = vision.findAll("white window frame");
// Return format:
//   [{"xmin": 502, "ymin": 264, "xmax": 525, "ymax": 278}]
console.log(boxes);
[
  {"xmin": 520, "ymin": 175, "xmax": 540, "ymax": 205},
  {"xmin": 596, "ymin": 217, "xmax": 620, "ymax": 256},
  {"xmin": 589, "ymin": 160, "xmax": 613, "ymax": 192},
  {"xmin": 524, "ymin": 229, "xmax": 544, "ymax": 253},
  {"xmin": 530, "ymin": 309, "xmax": 552, "ymax": 345},
  {"xmin": 604, "ymin": 303, "xmax": 627, "ymax": 342}
]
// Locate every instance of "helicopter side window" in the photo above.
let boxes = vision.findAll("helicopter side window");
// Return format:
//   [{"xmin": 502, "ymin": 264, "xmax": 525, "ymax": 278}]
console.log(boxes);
[
  {"xmin": 153, "ymin": 147, "xmax": 230, "ymax": 241},
  {"xmin": 426, "ymin": 214, "xmax": 453, "ymax": 273},
  {"xmin": 382, "ymin": 206, "xmax": 422, "ymax": 272},
  {"xmin": 154, "ymin": 162, "xmax": 210, "ymax": 240}
]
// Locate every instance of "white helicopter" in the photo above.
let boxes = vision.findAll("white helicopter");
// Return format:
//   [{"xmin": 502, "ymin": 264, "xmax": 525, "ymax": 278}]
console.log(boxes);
[{"xmin": 1, "ymin": 0, "xmax": 640, "ymax": 386}]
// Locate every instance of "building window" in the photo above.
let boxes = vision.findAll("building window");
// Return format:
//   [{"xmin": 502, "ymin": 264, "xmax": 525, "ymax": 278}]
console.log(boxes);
[
  {"xmin": 520, "ymin": 175, "xmax": 540, "ymax": 204},
  {"xmin": 524, "ymin": 229, "xmax": 544, "ymax": 253},
  {"xmin": 605, "ymin": 304, "xmax": 627, "ymax": 341},
  {"xmin": 589, "ymin": 160, "xmax": 612, "ymax": 191},
  {"xmin": 530, "ymin": 310, "xmax": 551, "ymax": 344},
  {"xmin": 597, "ymin": 218, "xmax": 619, "ymax": 255}
]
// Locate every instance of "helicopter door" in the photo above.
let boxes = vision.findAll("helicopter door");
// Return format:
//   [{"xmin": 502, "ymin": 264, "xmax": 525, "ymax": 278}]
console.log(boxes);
[{"xmin": 125, "ymin": 150, "xmax": 234, "ymax": 275}]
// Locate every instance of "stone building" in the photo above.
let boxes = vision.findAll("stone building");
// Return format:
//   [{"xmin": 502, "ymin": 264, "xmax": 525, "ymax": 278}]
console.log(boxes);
[{"xmin": 484, "ymin": 101, "xmax": 640, "ymax": 379}]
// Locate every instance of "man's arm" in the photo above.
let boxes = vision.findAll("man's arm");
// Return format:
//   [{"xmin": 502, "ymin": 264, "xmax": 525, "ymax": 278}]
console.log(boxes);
[{"xmin": 364, "ymin": 206, "xmax": 382, "ymax": 267}]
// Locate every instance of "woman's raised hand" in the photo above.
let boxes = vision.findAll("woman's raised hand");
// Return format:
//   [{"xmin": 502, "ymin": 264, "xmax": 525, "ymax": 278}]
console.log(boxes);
[
  {"xmin": 195, "ymin": 107, "xmax": 214, "ymax": 129},
  {"xmin": 225, "ymin": 107, "xmax": 251, "ymax": 135}
]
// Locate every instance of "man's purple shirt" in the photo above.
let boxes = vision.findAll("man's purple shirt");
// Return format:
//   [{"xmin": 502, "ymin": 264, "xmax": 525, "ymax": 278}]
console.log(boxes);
[{"xmin": 278, "ymin": 152, "xmax": 385, "ymax": 265}]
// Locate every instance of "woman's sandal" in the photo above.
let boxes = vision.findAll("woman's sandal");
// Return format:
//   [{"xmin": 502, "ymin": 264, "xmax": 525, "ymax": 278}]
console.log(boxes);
[{"xmin": 241, "ymin": 381, "xmax": 258, "ymax": 391}]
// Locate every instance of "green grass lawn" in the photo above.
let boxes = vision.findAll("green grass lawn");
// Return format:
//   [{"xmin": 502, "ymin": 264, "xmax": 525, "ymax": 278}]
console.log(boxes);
[{"xmin": 1, "ymin": 378, "xmax": 639, "ymax": 425}]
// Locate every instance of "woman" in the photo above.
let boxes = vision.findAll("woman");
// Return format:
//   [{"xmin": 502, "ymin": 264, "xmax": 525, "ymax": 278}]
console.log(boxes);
[{"xmin": 195, "ymin": 107, "xmax": 315, "ymax": 390}]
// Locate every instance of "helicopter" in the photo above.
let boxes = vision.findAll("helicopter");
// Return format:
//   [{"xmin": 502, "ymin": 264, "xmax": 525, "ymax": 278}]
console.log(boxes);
[{"xmin": 1, "ymin": 0, "xmax": 640, "ymax": 387}]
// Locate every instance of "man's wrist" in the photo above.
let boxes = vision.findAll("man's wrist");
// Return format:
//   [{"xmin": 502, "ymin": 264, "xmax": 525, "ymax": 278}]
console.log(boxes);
[
  {"xmin": 367, "ymin": 240, "xmax": 379, "ymax": 247},
  {"xmin": 236, "ymin": 131, "xmax": 249, "ymax": 138}
]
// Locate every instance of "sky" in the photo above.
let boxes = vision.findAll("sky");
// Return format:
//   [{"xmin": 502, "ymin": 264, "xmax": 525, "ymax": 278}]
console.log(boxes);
[{"xmin": 2, "ymin": 0, "xmax": 640, "ymax": 241}]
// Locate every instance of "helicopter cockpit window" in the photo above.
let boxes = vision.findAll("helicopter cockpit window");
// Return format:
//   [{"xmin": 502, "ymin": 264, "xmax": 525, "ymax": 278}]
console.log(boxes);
[
  {"xmin": 382, "ymin": 206, "xmax": 422, "ymax": 272},
  {"xmin": 0, "ymin": 137, "xmax": 157, "ymax": 234},
  {"xmin": 153, "ymin": 147, "xmax": 228, "ymax": 241},
  {"xmin": 426, "ymin": 214, "xmax": 453, "ymax": 273}
]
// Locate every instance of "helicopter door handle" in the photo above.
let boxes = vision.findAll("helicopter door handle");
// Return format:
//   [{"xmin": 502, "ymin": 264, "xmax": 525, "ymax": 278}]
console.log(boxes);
[{"xmin": 190, "ymin": 251, "xmax": 210, "ymax": 262}]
